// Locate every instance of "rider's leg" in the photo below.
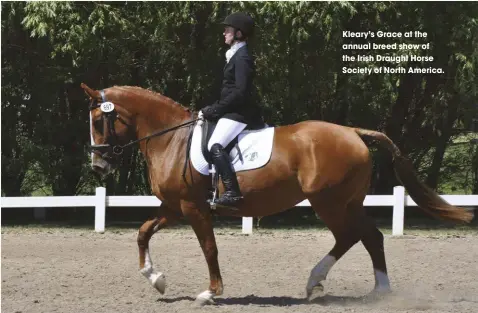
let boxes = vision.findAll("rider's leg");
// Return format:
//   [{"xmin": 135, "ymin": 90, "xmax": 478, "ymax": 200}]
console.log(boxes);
[
  {"xmin": 208, "ymin": 118, "xmax": 247, "ymax": 208},
  {"xmin": 207, "ymin": 118, "xmax": 247, "ymax": 151}
]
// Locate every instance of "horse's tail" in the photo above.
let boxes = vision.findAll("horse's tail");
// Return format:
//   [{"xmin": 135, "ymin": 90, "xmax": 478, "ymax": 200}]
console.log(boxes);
[{"xmin": 354, "ymin": 128, "xmax": 474, "ymax": 223}]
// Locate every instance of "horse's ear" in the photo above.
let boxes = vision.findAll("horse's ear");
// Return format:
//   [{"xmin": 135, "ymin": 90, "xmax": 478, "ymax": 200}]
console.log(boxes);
[{"xmin": 81, "ymin": 83, "xmax": 101, "ymax": 100}]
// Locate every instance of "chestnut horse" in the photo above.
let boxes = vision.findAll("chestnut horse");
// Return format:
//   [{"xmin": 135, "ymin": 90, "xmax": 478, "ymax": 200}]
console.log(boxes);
[{"xmin": 82, "ymin": 83, "xmax": 472, "ymax": 305}]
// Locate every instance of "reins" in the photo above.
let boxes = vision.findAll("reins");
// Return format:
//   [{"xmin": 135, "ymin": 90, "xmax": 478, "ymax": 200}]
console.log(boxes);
[{"xmin": 112, "ymin": 118, "xmax": 200, "ymax": 155}]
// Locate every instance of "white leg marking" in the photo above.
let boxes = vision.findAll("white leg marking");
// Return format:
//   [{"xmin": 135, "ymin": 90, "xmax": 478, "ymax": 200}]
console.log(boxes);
[
  {"xmin": 195, "ymin": 289, "xmax": 215, "ymax": 305},
  {"xmin": 144, "ymin": 248, "xmax": 152, "ymax": 269},
  {"xmin": 306, "ymin": 254, "xmax": 337, "ymax": 292},
  {"xmin": 152, "ymin": 224, "xmax": 160, "ymax": 233},
  {"xmin": 374, "ymin": 269, "xmax": 391, "ymax": 292},
  {"xmin": 140, "ymin": 248, "xmax": 166, "ymax": 294}
]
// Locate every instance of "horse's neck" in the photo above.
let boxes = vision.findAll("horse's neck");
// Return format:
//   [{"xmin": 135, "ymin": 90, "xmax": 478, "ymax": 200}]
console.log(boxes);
[
  {"xmin": 135, "ymin": 103, "xmax": 189, "ymax": 138},
  {"xmin": 110, "ymin": 87, "xmax": 193, "ymax": 185},
  {"xmin": 109, "ymin": 86, "xmax": 189, "ymax": 136},
  {"xmin": 139, "ymin": 123, "xmax": 191, "ymax": 192},
  {"xmin": 133, "ymin": 100, "xmax": 192, "ymax": 183}
]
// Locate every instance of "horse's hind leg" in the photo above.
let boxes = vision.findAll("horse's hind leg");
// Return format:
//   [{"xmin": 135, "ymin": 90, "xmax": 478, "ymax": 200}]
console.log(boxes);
[
  {"xmin": 138, "ymin": 204, "xmax": 178, "ymax": 294},
  {"xmin": 359, "ymin": 215, "xmax": 391, "ymax": 294},
  {"xmin": 305, "ymin": 198, "xmax": 362, "ymax": 300}
]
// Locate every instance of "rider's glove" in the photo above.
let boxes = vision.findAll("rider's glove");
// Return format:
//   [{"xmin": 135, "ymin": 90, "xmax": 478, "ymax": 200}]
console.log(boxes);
[{"xmin": 201, "ymin": 105, "xmax": 222, "ymax": 121}]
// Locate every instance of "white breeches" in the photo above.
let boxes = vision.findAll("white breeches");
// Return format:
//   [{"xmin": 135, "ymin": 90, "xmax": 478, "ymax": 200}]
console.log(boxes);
[{"xmin": 207, "ymin": 118, "xmax": 247, "ymax": 151}]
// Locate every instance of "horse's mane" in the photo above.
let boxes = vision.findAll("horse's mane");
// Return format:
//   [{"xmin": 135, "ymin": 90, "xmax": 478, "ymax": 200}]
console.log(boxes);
[{"xmin": 112, "ymin": 85, "xmax": 191, "ymax": 113}]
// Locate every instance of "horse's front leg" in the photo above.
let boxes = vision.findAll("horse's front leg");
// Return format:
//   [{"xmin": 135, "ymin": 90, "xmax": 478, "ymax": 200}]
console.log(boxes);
[
  {"xmin": 181, "ymin": 200, "xmax": 223, "ymax": 305},
  {"xmin": 137, "ymin": 205, "xmax": 177, "ymax": 294}
]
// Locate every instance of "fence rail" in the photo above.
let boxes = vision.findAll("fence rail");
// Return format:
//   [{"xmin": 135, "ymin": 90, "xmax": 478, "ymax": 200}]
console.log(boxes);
[{"xmin": 1, "ymin": 186, "xmax": 476, "ymax": 236}]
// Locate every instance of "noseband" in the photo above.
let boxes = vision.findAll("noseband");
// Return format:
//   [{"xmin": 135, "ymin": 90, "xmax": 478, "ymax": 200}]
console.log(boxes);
[{"xmin": 89, "ymin": 90, "xmax": 199, "ymax": 162}]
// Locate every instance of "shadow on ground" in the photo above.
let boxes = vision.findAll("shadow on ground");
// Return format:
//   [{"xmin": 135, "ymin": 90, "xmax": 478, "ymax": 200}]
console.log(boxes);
[{"xmin": 156, "ymin": 294, "xmax": 387, "ymax": 307}]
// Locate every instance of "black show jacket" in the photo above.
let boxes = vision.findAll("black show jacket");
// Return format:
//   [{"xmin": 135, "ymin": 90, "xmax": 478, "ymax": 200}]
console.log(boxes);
[{"xmin": 212, "ymin": 45, "xmax": 263, "ymax": 128}]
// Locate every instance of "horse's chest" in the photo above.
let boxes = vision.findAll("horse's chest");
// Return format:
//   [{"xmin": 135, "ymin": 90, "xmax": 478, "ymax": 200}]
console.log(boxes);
[
  {"xmin": 149, "ymin": 172, "xmax": 173, "ymax": 194},
  {"xmin": 149, "ymin": 169, "xmax": 203, "ymax": 200}
]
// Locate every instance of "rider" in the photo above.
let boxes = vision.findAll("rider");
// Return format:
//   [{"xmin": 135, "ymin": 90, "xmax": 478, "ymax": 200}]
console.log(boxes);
[{"xmin": 201, "ymin": 12, "xmax": 263, "ymax": 208}]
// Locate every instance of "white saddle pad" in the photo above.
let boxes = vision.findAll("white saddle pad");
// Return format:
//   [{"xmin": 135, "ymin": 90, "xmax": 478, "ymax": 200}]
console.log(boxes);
[{"xmin": 190, "ymin": 119, "xmax": 275, "ymax": 176}]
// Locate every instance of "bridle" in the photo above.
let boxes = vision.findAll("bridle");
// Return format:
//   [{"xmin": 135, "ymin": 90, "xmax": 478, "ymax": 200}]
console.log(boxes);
[
  {"xmin": 89, "ymin": 90, "xmax": 129, "ymax": 162},
  {"xmin": 89, "ymin": 90, "xmax": 200, "ymax": 163}
]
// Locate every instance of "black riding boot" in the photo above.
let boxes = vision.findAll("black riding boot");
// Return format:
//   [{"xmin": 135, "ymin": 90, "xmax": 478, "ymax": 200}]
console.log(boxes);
[{"xmin": 210, "ymin": 143, "xmax": 243, "ymax": 209}]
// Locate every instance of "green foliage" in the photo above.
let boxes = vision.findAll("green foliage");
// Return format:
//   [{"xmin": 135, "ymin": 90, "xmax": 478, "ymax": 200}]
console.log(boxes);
[{"xmin": 2, "ymin": 1, "xmax": 477, "ymax": 198}]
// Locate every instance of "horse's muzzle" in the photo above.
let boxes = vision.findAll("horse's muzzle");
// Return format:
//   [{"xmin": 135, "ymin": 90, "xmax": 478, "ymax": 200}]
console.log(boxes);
[
  {"xmin": 91, "ymin": 155, "xmax": 114, "ymax": 177},
  {"xmin": 89, "ymin": 144, "xmax": 120, "ymax": 175}
]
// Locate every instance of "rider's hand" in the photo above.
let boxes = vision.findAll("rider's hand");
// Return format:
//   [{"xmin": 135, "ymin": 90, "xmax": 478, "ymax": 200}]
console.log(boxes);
[{"xmin": 201, "ymin": 105, "xmax": 221, "ymax": 121}]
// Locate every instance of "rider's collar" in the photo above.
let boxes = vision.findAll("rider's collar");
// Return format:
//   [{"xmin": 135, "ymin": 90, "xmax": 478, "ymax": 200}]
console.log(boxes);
[{"xmin": 226, "ymin": 41, "xmax": 246, "ymax": 63}]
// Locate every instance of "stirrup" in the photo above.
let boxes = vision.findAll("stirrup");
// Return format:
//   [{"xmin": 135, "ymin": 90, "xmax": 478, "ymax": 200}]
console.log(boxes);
[{"xmin": 214, "ymin": 194, "xmax": 243, "ymax": 209}]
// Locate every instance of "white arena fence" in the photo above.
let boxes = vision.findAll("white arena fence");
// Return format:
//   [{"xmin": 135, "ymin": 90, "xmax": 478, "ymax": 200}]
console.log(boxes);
[{"xmin": 1, "ymin": 186, "xmax": 476, "ymax": 236}]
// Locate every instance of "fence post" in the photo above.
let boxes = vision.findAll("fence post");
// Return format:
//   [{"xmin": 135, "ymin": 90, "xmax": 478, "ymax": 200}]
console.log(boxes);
[
  {"xmin": 242, "ymin": 217, "xmax": 253, "ymax": 234},
  {"xmin": 95, "ymin": 187, "xmax": 106, "ymax": 233},
  {"xmin": 392, "ymin": 186, "xmax": 405, "ymax": 236}
]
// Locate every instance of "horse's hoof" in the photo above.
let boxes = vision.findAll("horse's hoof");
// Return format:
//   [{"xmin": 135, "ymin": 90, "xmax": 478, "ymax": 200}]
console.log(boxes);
[
  {"xmin": 195, "ymin": 290, "xmax": 215, "ymax": 306},
  {"xmin": 364, "ymin": 287, "xmax": 392, "ymax": 302},
  {"xmin": 151, "ymin": 272, "xmax": 166, "ymax": 294},
  {"xmin": 306, "ymin": 283, "xmax": 325, "ymax": 301},
  {"xmin": 371, "ymin": 287, "xmax": 392, "ymax": 296},
  {"xmin": 194, "ymin": 298, "xmax": 215, "ymax": 307}
]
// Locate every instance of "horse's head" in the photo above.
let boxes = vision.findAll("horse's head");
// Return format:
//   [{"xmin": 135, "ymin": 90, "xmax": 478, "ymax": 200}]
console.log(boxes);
[{"xmin": 81, "ymin": 83, "xmax": 135, "ymax": 176}]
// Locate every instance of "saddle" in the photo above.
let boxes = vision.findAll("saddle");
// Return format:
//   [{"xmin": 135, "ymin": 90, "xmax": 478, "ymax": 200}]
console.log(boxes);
[
  {"xmin": 189, "ymin": 116, "xmax": 275, "ymax": 207},
  {"xmin": 198, "ymin": 120, "xmax": 270, "ymax": 207}
]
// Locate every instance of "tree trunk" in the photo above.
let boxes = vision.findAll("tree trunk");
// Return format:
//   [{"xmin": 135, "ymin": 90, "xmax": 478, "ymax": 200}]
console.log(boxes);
[
  {"xmin": 374, "ymin": 71, "xmax": 420, "ymax": 194},
  {"xmin": 426, "ymin": 96, "xmax": 459, "ymax": 189},
  {"xmin": 126, "ymin": 149, "xmax": 138, "ymax": 194},
  {"xmin": 116, "ymin": 150, "xmax": 133, "ymax": 195}
]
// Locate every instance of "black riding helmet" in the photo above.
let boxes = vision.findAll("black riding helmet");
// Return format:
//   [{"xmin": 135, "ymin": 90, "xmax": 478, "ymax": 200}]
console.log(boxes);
[{"xmin": 222, "ymin": 12, "xmax": 254, "ymax": 39}]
